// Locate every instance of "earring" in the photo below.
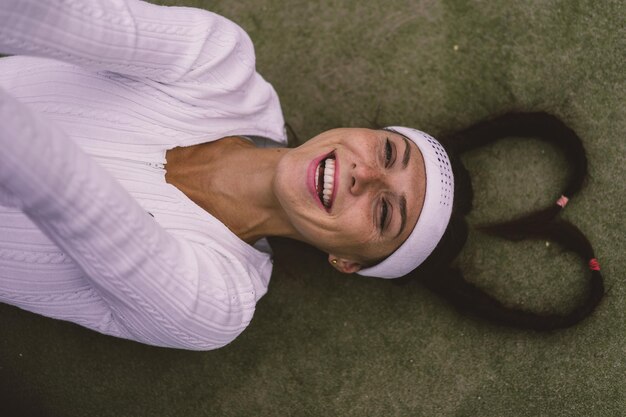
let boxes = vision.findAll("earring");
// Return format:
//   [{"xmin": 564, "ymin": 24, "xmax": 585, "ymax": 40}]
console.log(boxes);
[{"xmin": 331, "ymin": 259, "xmax": 338, "ymax": 265}]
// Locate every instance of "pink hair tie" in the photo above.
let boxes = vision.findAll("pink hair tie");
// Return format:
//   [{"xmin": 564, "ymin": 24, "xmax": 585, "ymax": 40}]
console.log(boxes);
[
  {"xmin": 556, "ymin": 195, "xmax": 569, "ymax": 208},
  {"xmin": 588, "ymin": 258, "xmax": 601, "ymax": 271}
]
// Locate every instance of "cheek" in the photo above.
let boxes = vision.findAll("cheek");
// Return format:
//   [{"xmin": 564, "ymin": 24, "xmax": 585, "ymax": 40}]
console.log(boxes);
[
  {"xmin": 324, "ymin": 211, "xmax": 378, "ymax": 251},
  {"xmin": 292, "ymin": 212, "xmax": 373, "ymax": 255}
]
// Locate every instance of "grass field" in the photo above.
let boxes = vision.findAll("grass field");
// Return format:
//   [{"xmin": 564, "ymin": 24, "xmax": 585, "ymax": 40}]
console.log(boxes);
[{"xmin": 1, "ymin": 0, "xmax": 624, "ymax": 416}]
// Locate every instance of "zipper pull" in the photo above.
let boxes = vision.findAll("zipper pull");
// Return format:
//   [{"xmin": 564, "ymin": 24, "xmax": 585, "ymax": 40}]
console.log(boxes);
[{"xmin": 147, "ymin": 162, "xmax": 165, "ymax": 169}]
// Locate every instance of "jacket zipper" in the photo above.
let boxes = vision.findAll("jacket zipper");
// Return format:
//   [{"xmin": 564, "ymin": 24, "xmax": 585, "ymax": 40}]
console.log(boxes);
[{"xmin": 92, "ymin": 155, "xmax": 165, "ymax": 170}]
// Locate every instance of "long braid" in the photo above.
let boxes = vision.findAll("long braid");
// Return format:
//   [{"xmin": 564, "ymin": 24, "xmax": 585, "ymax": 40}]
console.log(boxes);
[
  {"xmin": 445, "ymin": 112, "xmax": 587, "ymax": 236},
  {"xmin": 407, "ymin": 112, "xmax": 604, "ymax": 331}
]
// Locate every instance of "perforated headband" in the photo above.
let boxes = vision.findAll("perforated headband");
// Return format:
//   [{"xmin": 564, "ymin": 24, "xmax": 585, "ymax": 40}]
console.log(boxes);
[{"xmin": 357, "ymin": 126, "xmax": 454, "ymax": 279}]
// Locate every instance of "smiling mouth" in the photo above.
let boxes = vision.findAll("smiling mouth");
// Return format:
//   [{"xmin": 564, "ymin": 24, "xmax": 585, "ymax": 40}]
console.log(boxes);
[{"xmin": 315, "ymin": 153, "xmax": 336, "ymax": 209}]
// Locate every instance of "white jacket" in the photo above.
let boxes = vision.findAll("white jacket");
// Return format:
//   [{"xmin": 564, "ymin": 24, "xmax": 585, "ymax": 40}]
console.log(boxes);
[{"xmin": 0, "ymin": 0, "xmax": 286, "ymax": 350}]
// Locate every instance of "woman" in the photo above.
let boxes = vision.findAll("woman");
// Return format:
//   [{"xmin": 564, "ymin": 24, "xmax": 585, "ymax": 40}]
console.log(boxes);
[{"xmin": 0, "ymin": 0, "xmax": 603, "ymax": 350}]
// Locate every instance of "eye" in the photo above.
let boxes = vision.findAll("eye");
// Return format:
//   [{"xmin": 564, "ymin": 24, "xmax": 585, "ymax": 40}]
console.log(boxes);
[
  {"xmin": 380, "ymin": 198, "xmax": 388, "ymax": 230},
  {"xmin": 384, "ymin": 138, "xmax": 393, "ymax": 167}
]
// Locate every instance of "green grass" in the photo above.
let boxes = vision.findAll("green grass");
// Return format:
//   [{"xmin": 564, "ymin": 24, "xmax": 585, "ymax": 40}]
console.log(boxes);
[{"xmin": 1, "ymin": 0, "xmax": 624, "ymax": 416}]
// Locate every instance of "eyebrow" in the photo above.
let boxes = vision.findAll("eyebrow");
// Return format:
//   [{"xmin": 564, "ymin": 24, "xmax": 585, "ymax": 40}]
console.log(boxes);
[
  {"xmin": 395, "ymin": 195, "xmax": 407, "ymax": 238},
  {"xmin": 394, "ymin": 135, "xmax": 410, "ymax": 238},
  {"xmin": 379, "ymin": 130, "xmax": 411, "ymax": 238},
  {"xmin": 401, "ymin": 135, "xmax": 411, "ymax": 168}
]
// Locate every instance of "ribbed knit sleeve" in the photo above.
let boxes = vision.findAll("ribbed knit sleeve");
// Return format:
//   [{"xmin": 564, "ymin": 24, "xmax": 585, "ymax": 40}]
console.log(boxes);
[
  {"xmin": 0, "ymin": 0, "xmax": 256, "ymax": 86},
  {"xmin": 0, "ymin": 87, "xmax": 261, "ymax": 350}
]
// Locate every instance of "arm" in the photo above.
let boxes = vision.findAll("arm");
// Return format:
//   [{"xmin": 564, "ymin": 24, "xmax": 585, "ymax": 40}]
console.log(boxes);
[
  {"xmin": 0, "ymin": 0, "xmax": 256, "ymax": 85},
  {"xmin": 0, "ymin": 87, "xmax": 259, "ymax": 350}
]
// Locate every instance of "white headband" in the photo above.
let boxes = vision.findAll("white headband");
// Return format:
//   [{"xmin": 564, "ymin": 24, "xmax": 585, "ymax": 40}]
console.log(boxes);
[{"xmin": 357, "ymin": 126, "xmax": 454, "ymax": 279}]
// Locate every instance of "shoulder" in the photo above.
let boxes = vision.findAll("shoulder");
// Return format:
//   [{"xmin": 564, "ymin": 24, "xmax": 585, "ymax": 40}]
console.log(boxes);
[{"xmin": 200, "ymin": 11, "xmax": 257, "ymax": 72}]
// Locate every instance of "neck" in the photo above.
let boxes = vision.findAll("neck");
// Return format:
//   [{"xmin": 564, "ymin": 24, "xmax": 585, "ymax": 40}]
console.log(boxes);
[{"xmin": 166, "ymin": 138, "xmax": 302, "ymax": 244}]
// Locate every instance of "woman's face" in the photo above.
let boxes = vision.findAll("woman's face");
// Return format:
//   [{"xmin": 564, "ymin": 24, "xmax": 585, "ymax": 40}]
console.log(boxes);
[{"xmin": 273, "ymin": 128, "xmax": 426, "ymax": 272}]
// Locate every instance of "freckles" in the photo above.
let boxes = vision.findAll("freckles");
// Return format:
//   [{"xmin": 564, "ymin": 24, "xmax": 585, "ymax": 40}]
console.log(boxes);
[
  {"xmin": 337, "ymin": 221, "xmax": 375, "ymax": 245},
  {"xmin": 357, "ymin": 232, "xmax": 377, "ymax": 246}
]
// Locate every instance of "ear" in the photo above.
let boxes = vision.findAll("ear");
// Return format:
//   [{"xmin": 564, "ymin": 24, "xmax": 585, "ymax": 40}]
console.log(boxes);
[{"xmin": 328, "ymin": 254, "xmax": 362, "ymax": 274}]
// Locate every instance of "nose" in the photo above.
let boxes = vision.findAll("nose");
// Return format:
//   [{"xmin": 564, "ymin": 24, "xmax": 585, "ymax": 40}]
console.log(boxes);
[{"xmin": 351, "ymin": 163, "xmax": 385, "ymax": 195}]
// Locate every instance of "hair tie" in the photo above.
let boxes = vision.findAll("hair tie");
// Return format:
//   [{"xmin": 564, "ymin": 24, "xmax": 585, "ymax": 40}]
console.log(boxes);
[
  {"xmin": 588, "ymin": 258, "xmax": 601, "ymax": 271},
  {"xmin": 556, "ymin": 195, "xmax": 569, "ymax": 208}
]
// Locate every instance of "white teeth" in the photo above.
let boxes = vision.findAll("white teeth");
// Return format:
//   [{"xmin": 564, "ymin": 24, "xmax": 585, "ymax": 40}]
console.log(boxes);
[
  {"xmin": 322, "ymin": 158, "xmax": 335, "ymax": 207},
  {"xmin": 314, "ymin": 157, "xmax": 336, "ymax": 208}
]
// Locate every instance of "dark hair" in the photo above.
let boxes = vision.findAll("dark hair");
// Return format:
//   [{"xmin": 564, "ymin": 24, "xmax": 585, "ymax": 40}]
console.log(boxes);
[{"xmin": 396, "ymin": 112, "xmax": 604, "ymax": 331}]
